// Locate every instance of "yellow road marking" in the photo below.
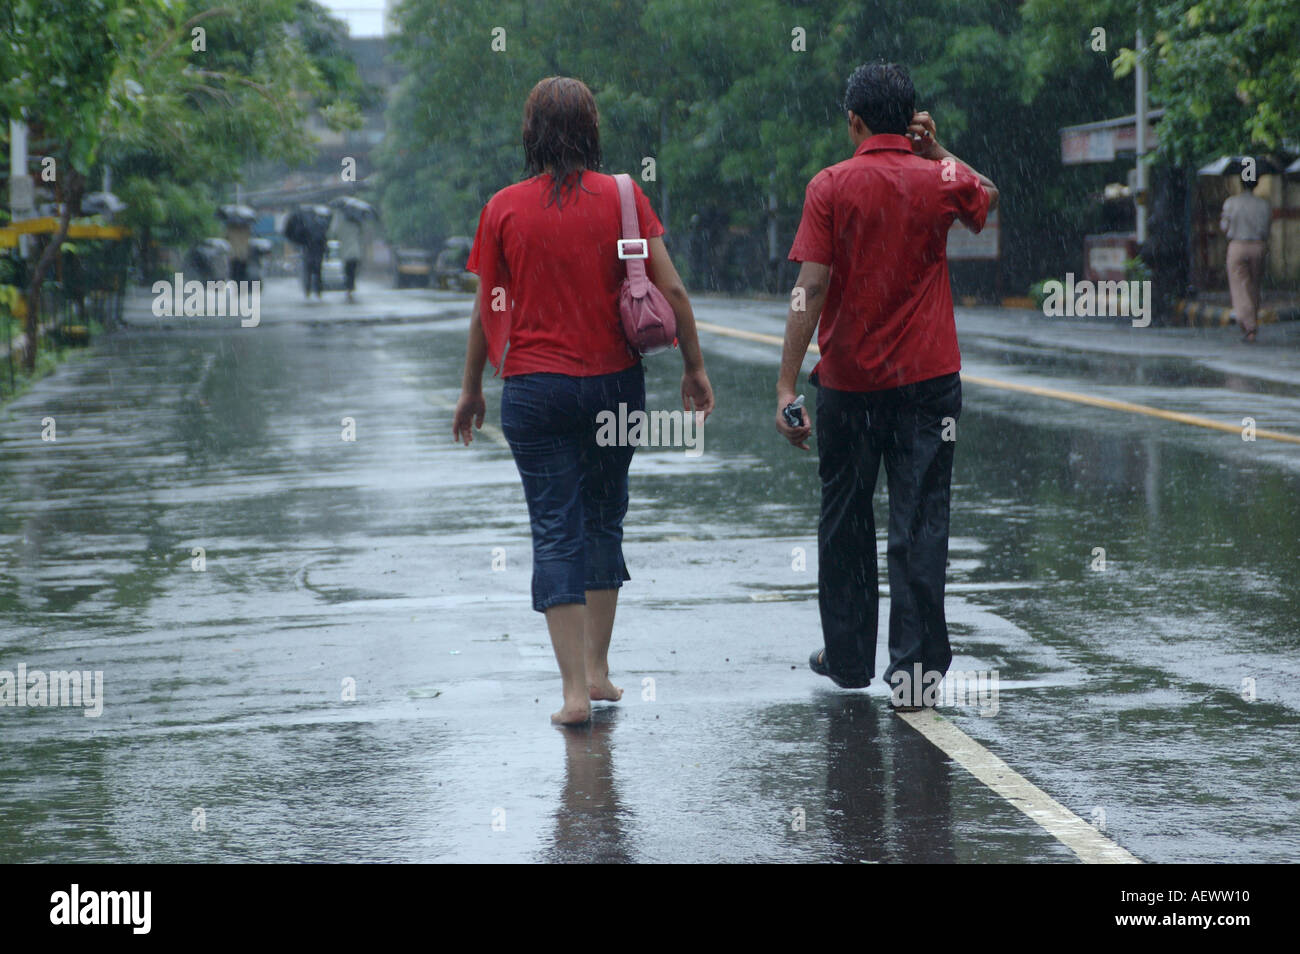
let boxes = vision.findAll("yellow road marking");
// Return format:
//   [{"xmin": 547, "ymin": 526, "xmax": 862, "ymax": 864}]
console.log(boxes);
[{"xmin": 694, "ymin": 319, "xmax": 1300, "ymax": 445}]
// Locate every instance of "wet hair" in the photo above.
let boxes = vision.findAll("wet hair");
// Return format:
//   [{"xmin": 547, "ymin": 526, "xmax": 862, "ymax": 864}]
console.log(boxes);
[
  {"xmin": 842, "ymin": 62, "xmax": 915, "ymax": 136},
  {"xmin": 522, "ymin": 76, "xmax": 602, "ymax": 208}
]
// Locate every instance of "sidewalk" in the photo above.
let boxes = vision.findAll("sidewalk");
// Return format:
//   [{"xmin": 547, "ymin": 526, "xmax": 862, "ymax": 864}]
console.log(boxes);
[{"xmin": 953, "ymin": 302, "xmax": 1300, "ymax": 388}]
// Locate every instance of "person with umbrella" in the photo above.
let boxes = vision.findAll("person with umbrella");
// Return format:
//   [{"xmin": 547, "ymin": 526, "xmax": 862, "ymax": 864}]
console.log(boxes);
[
  {"xmin": 219, "ymin": 204, "xmax": 257, "ymax": 283},
  {"xmin": 329, "ymin": 197, "xmax": 375, "ymax": 304},
  {"xmin": 283, "ymin": 204, "xmax": 332, "ymax": 299}
]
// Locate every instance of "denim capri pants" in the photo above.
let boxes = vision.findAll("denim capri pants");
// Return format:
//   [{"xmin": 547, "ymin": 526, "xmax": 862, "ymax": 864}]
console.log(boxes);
[{"xmin": 500, "ymin": 362, "xmax": 645, "ymax": 612}]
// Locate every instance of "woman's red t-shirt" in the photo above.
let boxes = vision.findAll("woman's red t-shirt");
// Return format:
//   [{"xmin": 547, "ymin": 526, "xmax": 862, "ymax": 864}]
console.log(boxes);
[{"xmin": 466, "ymin": 172, "xmax": 664, "ymax": 377}]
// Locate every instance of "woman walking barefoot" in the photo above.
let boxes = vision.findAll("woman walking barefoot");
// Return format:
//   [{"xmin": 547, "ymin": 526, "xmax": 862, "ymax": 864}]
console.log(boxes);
[{"xmin": 452, "ymin": 77, "xmax": 714, "ymax": 726}]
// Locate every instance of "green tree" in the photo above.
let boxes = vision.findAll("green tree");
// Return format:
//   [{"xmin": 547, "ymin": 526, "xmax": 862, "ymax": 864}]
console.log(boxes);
[
  {"xmin": 1116, "ymin": 0, "xmax": 1300, "ymax": 162},
  {"xmin": 0, "ymin": 0, "xmax": 365, "ymax": 367},
  {"xmin": 1025, "ymin": 0, "xmax": 1300, "ymax": 163}
]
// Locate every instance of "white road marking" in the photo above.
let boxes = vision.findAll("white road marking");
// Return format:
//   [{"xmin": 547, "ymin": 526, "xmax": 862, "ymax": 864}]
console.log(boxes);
[{"xmin": 897, "ymin": 709, "xmax": 1141, "ymax": 863}]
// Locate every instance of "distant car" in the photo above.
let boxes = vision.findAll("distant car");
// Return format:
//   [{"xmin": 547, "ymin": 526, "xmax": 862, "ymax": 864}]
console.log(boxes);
[
  {"xmin": 321, "ymin": 239, "xmax": 346, "ymax": 291},
  {"xmin": 434, "ymin": 237, "xmax": 478, "ymax": 293},
  {"xmin": 393, "ymin": 247, "xmax": 433, "ymax": 288}
]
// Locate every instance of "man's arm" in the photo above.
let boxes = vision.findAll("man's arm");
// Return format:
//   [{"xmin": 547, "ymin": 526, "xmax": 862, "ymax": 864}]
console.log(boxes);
[
  {"xmin": 775, "ymin": 260, "xmax": 830, "ymax": 450},
  {"xmin": 909, "ymin": 111, "xmax": 999, "ymax": 212}
]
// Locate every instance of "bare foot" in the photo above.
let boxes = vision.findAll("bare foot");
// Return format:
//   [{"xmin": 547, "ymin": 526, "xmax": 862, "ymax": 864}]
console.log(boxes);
[
  {"xmin": 588, "ymin": 677, "xmax": 623, "ymax": 702},
  {"xmin": 551, "ymin": 703, "xmax": 591, "ymax": 726}
]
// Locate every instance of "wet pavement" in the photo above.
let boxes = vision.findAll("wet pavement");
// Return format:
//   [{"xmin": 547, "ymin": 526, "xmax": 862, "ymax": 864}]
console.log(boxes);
[{"xmin": 1, "ymin": 277, "xmax": 1297, "ymax": 863}]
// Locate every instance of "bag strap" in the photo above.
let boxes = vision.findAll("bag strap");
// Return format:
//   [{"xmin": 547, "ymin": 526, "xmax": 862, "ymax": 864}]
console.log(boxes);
[{"xmin": 614, "ymin": 173, "xmax": 649, "ymax": 288}]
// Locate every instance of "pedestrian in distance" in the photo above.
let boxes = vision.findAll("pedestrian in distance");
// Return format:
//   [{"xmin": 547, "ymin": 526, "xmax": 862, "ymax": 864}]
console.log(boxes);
[
  {"xmin": 282, "ymin": 205, "xmax": 330, "ymax": 300},
  {"xmin": 452, "ymin": 76, "xmax": 715, "ymax": 726},
  {"xmin": 302, "ymin": 229, "xmax": 326, "ymax": 300},
  {"xmin": 330, "ymin": 213, "xmax": 367, "ymax": 304},
  {"xmin": 225, "ymin": 220, "xmax": 251, "ymax": 283},
  {"xmin": 775, "ymin": 62, "xmax": 999, "ymax": 712},
  {"xmin": 1220, "ymin": 172, "xmax": 1271, "ymax": 343}
]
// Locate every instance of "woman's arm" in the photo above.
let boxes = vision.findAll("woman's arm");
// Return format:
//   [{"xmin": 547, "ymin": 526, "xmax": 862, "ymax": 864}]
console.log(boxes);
[
  {"xmin": 452, "ymin": 293, "xmax": 488, "ymax": 445},
  {"xmin": 647, "ymin": 236, "xmax": 714, "ymax": 418}
]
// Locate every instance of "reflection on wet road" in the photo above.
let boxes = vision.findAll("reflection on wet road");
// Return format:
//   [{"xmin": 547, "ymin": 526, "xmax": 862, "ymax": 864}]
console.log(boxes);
[{"xmin": 1, "ymin": 281, "xmax": 1297, "ymax": 862}]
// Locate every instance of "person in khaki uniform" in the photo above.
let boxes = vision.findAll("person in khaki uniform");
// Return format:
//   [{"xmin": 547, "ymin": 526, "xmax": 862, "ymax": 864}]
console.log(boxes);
[{"xmin": 1220, "ymin": 178, "xmax": 1271, "ymax": 342}]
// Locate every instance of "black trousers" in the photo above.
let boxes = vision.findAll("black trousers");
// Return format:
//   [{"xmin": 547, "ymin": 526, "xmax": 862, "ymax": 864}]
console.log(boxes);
[
  {"xmin": 303, "ymin": 253, "xmax": 323, "ymax": 296},
  {"xmin": 344, "ymin": 258, "xmax": 359, "ymax": 292},
  {"xmin": 815, "ymin": 371, "xmax": 961, "ymax": 688}
]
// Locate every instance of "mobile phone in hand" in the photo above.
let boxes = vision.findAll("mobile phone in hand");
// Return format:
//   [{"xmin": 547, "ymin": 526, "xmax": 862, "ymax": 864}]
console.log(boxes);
[{"xmin": 782, "ymin": 394, "xmax": 806, "ymax": 428}]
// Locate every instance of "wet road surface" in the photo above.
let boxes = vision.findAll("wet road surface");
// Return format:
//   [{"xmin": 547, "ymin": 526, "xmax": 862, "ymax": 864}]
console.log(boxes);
[{"xmin": 1, "ymin": 278, "xmax": 1297, "ymax": 862}]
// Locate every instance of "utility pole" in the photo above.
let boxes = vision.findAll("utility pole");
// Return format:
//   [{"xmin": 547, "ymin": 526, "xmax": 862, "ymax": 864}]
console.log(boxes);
[{"xmin": 1134, "ymin": 26, "xmax": 1148, "ymax": 245}]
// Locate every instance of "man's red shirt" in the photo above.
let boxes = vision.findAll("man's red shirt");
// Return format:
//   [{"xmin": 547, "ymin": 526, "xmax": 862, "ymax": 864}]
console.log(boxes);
[{"xmin": 788, "ymin": 133, "xmax": 990, "ymax": 392}]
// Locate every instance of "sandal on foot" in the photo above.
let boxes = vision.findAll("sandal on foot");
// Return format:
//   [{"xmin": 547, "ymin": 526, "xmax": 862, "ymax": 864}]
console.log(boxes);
[{"xmin": 808, "ymin": 649, "xmax": 870, "ymax": 689}]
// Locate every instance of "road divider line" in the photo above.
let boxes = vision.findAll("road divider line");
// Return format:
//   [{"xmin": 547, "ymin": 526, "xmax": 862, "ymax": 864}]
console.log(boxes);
[
  {"xmin": 694, "ymin": 319, "xmax": 1300, "ymax": 445},
  {"xmin": 897, "ymin": 710, "xmax": 1141, "ymax": 863}
]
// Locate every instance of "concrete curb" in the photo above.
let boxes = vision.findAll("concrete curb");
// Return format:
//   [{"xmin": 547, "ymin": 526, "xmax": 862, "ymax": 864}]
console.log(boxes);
[{"xmin": 1172, "ymin": 299, "xmax": 1300, "ymax": 328}]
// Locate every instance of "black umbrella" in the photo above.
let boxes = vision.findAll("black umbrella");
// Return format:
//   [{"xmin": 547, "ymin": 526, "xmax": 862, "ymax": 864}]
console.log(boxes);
[
  {"xmin": 218, "ymin": 203, "xmax": 257, "ymax": 225},
  {"xmin": 331, "ymin": 196, "xmax": 377, "ymax": 223},
  {"xmin": 282, "ymin": 204, "xmax": 332, "ymax": 246},
  {"xmin": 305, "ymin": 205, "xmax": 332, "ymax": 241}
]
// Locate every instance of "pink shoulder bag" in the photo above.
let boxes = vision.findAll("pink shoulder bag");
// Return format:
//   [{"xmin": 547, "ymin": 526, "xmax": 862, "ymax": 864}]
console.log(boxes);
[{"xmin": 614, "ymin": 173, "xmax": 677, "ymax": 355}]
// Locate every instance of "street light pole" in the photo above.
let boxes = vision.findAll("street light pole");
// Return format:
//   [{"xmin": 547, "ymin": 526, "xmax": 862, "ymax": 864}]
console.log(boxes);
[{"xmin": 1135, "ymin": 27, "xmax": 1148, "ymax": 246}]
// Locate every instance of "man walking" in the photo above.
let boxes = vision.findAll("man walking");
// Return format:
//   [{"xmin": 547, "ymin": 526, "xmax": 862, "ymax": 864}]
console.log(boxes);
[
  {"xmin": 1220, "ymin": 174, "xmax": 1271, "ymax": 342},
  {"xmin": 303, "ymin": 227, "xmax": 326, "ymax": 300},
  {"xmin": 775, "ymin": 62, "xmax": 998, "ymax": 711}
]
